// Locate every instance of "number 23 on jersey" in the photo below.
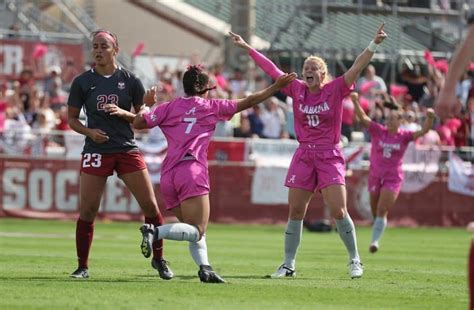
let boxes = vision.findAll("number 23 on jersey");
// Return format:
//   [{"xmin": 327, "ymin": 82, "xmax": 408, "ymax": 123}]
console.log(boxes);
[{"xmin": 82, "ymin": 153, "xmax": 102, "ymax": 168}]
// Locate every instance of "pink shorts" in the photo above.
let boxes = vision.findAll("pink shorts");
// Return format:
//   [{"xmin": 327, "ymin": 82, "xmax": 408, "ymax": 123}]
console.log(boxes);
[
  {"xmin": 159, "ymin": 160, "xmax": 210, "ymax": 210},
  {"xmin": 368, "ymin": 170, "xmax": 403, "ymax": 195},
  {"xmin": 285, "ymin": 145, "xmax": 346, "ymax": 192},
  {"xmin": 80, "ymin": 151, "xmax": 147, "ymax": 177}
]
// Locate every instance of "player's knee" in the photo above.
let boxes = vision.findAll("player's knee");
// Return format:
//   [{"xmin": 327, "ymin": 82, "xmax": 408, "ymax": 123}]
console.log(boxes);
[
  {"xmin": 377, "ymin": 208, "xmax": 388, "ymax": 217},
  {"xmin": 371, "ymin": 210, "xmax": 377, "ymax": 218},
  {"xmin": 195, "ymin": 225, "xmax": 206, "ymax": 240},
  {"xmin": 332, "ymin": 208, "xmax": 347, "ymax": 220},
  {"xmin": 288, "ymin": 205, "xmax": 306, "ymax": 220},
  {"xmin": 140, "ymin": 200, "xmax": 159, "ymax": 217},
  {"xmin": 79, "ymin": 208, "xmax": 98, "ymax": 222}
]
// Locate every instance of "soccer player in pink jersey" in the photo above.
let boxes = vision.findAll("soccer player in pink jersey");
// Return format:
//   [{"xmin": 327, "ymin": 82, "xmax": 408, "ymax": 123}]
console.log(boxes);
[
  {"xmin": 230, "ymin": 23, "xmax": 387, "ymax": 279},
  {"xmin": 134, "ymin": 65, "xmax": 296, "ymax": 283},
  {"xmin": 351, "ymin": 92, "xmax": 435, "ymax": 253}
]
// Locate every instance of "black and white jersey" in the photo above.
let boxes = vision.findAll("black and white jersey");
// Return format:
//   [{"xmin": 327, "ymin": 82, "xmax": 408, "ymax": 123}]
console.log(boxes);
[{"xmin": 67, "ymin": 67, "xmax": 145, "ymax": 154}]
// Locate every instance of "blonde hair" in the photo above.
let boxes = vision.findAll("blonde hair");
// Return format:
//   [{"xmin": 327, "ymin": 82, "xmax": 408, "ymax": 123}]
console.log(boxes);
[{"xmin": 303, "ymin": 55, "xmax": 330, "ymax": 85}]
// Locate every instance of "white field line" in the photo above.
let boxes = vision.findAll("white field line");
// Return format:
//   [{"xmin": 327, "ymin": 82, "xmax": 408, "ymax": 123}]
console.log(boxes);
[
  {"xmin": 0, "ymin": 232, "xmax": 76, "ymax": 239},
  {"xmin": 0, "ymin": 232, "xmax": 134, "ymax": 240}
]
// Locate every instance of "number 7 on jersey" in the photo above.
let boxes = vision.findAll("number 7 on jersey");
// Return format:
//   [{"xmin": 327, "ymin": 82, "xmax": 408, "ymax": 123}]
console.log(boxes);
[{"xmin": 183, "ymin": 117, "xmax": 197, "ymax": 134}]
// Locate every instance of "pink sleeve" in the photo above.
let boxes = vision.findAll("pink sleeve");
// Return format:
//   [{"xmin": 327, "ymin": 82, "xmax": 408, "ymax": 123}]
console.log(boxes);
[
  {"xmin": 248, "ymin": 48, "xmax": 300, "ymax": 97},
  {"xmin": 212, "ymin": 99, "xmax": 238, "ymax": 121},
  {"xmin": 368, "ymin": 121, "xmax": 383, "ymax": 138},
  {"xmin": 143, "ymin": 103, "xmax": 167, "ymax": 128},
  {"xmin": 332, "ymin": 75, "xmax": 353, "ymax": 97},
  {"xmin": 248, "ymin": 48, "xmax": 285, "ymax": 81},
  {"xmin": 404, "ymin": 130, "xmax": 415, "ymax": 144}
]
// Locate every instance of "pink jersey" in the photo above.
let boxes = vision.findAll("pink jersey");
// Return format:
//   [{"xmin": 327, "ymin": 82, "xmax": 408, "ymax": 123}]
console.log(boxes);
[
  {"xmin": 249, "ymin": 48, "xmax": 352, "ymax": 147},
  {"xmin": 368, "ymin": 121, "xmax": 414, "ymax": 174},
  {"xmin": 143, "ymin": 96, "xmax": 237, "ymax": 174}
]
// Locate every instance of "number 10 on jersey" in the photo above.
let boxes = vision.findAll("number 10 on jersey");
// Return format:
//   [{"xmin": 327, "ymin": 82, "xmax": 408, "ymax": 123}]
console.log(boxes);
[{"xmin": 306, "ymin": 114, "xmax": 319, "ymax": 127}]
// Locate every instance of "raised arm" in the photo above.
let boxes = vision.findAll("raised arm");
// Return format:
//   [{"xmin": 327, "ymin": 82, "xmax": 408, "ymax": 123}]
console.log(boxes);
[
  {"xmin": 435, "ymin": 23, "xmax": 474, "ymax": 120},
  {"xmin": 350, "ymin": 92, "xmax": 371, "ymax": 128},
  {"xmin": 235, "ymin": 73, "xmax": 297, "ymax": 113},
  {"xmin": 412, "ymin": 108, "xmax": 436, "ymax": 140},
  {"xmin": 229, "ymin": 31, "xmax": 285, "ymax": 80},
  {"xmin": 344, "ymin": 23, "xmax": 387, "ymax": 86}
]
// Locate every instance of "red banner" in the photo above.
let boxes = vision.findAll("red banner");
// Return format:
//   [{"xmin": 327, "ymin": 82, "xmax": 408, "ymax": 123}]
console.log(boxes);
[
  {"xmin": 1, "ymin": 156, "xmax": 472, "ymax": 226},
  {"xmin": 0, "ymin": 39, "xmax": 84, "ymax": 81},
  {"xmin": 0, "ymin": 157, "xmax": 143, "ymax": 220}
]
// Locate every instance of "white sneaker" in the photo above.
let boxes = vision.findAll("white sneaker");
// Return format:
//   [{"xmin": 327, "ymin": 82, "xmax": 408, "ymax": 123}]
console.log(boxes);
[
  {"xmin": 369, "ymin": 241, "xmax": 379, "ymax": 253},
  {"xmin": 349, "ymin": 259, "xmax": 363, "ymax": 279},
  {"xmin": 270, "ymin": 264, "xmax": 296, "ymax": 278}
]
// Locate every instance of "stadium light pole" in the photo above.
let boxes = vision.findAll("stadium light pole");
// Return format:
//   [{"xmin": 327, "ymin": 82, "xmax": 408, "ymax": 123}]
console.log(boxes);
[{"xmin": 228, "ymin": 0, "xmax": 255, "ymax": 78}]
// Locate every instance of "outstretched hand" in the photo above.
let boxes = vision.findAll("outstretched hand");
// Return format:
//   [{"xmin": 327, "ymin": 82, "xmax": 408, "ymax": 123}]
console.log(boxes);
[
  {"xmin": 373, "ymin": 22, "xmax": 388, "ymax": 44},
  {"xmin": 104, "ymin": 103, "xmax": 127, "ymax": 117},
  {"xmin": 144, "ymin": 87, "xmax": 157, "ymax": 107},
  {"xmin": 229, "ymin": 31, "xmax": 251, "ymax": 50},
  {"xmin": 425, "ymin": 108, "xmax": 436, "ymax": 119},
  {"xmin": 274, "ymin": 72, "xmax": 297, "ymax": 89}
]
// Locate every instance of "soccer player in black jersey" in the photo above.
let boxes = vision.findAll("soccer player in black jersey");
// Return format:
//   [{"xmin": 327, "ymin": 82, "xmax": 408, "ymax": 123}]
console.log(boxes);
[{"xmin": 67, "ymin": 30, "xmax": 172, "ymax": 280}]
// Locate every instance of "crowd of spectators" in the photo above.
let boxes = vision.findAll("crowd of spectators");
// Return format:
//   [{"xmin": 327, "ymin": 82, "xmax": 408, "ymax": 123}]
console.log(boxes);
[{"xmin": 0, "ymin": 52, "xmax": 473, "ymax": 156}]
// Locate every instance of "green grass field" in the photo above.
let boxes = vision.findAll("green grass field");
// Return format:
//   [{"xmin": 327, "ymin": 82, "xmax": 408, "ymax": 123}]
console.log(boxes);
[{"xmin": 0, "ymin": 218, "xmax": 469, "ymax": 309}]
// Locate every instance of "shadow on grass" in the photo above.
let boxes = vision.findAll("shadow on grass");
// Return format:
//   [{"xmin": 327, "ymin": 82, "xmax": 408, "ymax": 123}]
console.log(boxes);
[
  {"xmin": 223, "ymin": 274, "xmax": 306, "ymax": 280},
  {"xmin": 1, "ymin": 276, "xmax": 158, "ymax": 283}
]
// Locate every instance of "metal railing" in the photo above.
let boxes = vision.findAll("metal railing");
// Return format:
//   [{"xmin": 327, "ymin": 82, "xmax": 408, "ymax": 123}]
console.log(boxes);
[{"xmin": 1, "ymin": 129, "xmax": 472, "ymax": 166}]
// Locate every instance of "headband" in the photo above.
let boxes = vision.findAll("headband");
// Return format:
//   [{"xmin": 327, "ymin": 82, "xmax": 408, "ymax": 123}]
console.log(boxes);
[
  {"xmin": 187, "ymin": 64, "xmax": 204, "ymax": 72},
  {"xmin": 94, "ymin": 31, "xmax": 117, "ymax": 47}
]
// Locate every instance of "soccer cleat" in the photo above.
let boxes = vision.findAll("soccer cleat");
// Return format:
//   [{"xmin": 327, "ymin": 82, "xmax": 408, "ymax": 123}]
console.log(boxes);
[
  {"xmin": 349, "ymin": 259, "xmax": 363, "ymax": 279},
  {"xmin": 151, "ymin": 258, "xmax": 174, "ymax": 280},
  {"xmin": 198, "ymin": 265, "xmax": 226, "ymax": 283},
  {"xmin": 369, "ymin": 241, "xmax": 379, "ymax": 253},
  {"xmin": 270, "ymin": 264, "xmax": 296, "ymax": 278},
  {"xmin": 140, "ymin": 223, "xmax": 154, "ymax": 258},
  {"xmin": 70, "ymin": 267, "xmax": 89, "ymax": 279}
]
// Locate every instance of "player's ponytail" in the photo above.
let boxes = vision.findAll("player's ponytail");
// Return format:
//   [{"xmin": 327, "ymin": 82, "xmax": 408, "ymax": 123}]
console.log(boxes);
[{"xmin": 383, "ymin": 95, "xmax": 402, "ymax": 111}]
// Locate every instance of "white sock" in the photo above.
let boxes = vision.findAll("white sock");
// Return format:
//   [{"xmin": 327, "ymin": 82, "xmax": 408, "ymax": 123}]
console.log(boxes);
[
  {"xmin": 189, "ymin": 233, "xmax": 209, "ymax": 267},
  {"xmin": 155, "ymin": 223, "xmax": 199, "ymax": 242},
  {"xmin": 371, "ymin": 216, "xmax": 387, "ymax": 244},
  {"xmin": 335, "ymin": 215, "xmax": 360, "ymax": 261},
  {"xmin": 284, "ymin": 220, "xmax": 303, "ymax": 269}
]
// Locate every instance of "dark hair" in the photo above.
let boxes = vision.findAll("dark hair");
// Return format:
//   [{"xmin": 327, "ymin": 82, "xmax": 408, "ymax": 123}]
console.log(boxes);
[
  {"xmin": 383, "ymin": 96, "xmax": 402, "ymax": 111},
  {"xmin": 183, "ymin": 65, "xmax": 210, "ymax": 96}
]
